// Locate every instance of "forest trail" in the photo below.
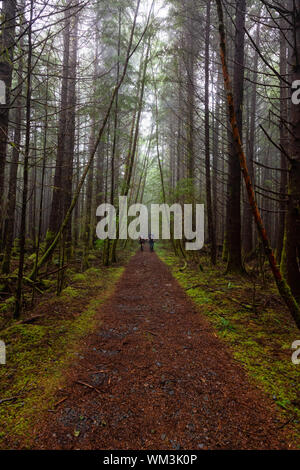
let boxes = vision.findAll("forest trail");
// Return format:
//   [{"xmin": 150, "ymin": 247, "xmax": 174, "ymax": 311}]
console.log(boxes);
[{"xmin": 34, "ymin": 251, "xmax": 291, "ymax": 450}]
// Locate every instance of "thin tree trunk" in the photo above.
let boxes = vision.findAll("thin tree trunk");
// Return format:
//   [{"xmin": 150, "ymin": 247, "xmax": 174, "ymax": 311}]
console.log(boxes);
[
  {"xmin": 110, "ymin": 9, "xmax": 121, "ymax": 264},
  {"xmin": 226, "ymin": 0, "xmax": 246, "ymax": 273},
  {"xmin": 47, "ymin": 3, "xmax": 71, "ymax": 239},
  {"xmin": 243, "ymin": 21, "xmax": 260, "ymax": 258},
  {"xmin": 0, "ymin": 0, "xmax": 17, "ymax": 225},
  {"xmin": 14, "ymin": 0, "xmax": 34, "ymax": 319},
  {"xmin": 204, "ymin": 0, "xmax": 216, "ymax": 265},
  {"xmin": 1, "ymin": 18, "xmax": 24, "ymax": 274},
  {"xmin": 63, "ymin": 9, "xmax": 78, "ymax": 259},
  {"xmin": 281, "ymin": 3, "xmax": 300, "ymax": 302}
]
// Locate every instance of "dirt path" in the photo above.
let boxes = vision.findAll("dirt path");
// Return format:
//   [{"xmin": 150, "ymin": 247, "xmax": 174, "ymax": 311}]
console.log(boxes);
[{"xmin": 34, "ymin": 251, "xmax": 291, "ymax": 449}]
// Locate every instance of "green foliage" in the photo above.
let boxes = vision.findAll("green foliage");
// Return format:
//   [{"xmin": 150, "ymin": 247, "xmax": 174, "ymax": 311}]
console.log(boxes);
[
  {"xmin": 71, "ymin": 273, "xmax": 87, "ymax": 282},
  {"xmin": 94, "ymin": 238, "xmax": 105, "ymax": 250},
  {"xmin": 40, "ymin": 279, "xmax": 55, "ymax": 290},
  {"xmin": 0, "ymin": 296, "xmax": 16, "ymax": 314},
  {"xmin": 60, "ymin": 286, "xmax": 80, "ymax": 299},
  {"xmin": 217, "ymin": 315, "xmax": 236, "ymax": 333}
]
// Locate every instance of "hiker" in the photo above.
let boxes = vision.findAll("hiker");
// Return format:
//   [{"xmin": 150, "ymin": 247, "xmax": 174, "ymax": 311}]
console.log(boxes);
[
  {"xmin": 139, "ymin": 236, "xmax": 145, "ymax": 251},
  {"xmin": 148, "ymin": 234, "xmax": 155, "ymax": 252}
]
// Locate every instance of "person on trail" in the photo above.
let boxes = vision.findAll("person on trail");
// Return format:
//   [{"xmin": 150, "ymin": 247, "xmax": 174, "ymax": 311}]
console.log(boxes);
[
  {"xmin": 139, "ymin": 236, "xmax": 145, "ymax": 252},
  {"xmin": 148, "ymin": 234, "xmax": 155, "ymax": 252}
]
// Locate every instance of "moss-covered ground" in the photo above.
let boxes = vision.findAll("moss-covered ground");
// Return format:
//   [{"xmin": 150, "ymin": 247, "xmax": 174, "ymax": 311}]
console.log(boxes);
[
  {"xmin": 0, "ymin": 250, "xmax": 133, "ymax": 449},
  {"xmin": 157, "ymin": 245, "xmax": 300, "ymax": 446}
]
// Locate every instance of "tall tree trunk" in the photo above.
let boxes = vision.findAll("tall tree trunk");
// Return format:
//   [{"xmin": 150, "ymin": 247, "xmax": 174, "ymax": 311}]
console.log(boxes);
[
  {"xmin": 63, "ymin": 9, "xmax": 78, "ymax": 259},
  {"xmin": 1, "ymin": 19, "xmax": 24, "ymax": 274},
  {"xmin": 212, "ymin": 61, "xmax": 221, "ymax": 245},
  {"xmin": 32, "ymin": 48, "xmax": 52, "ymax": 297},
  {"xmin": 14, "ymin": 0, "xmax": 34, "ymax": 319},
  {"xmin": 0, "ymin": 0, "xmax": 17, "ymax": 234},
  {"xmin": 281, "ymin": 3, "xmax": 300, "ymax": 302},
  {"xmin": 110, "ymin": 9, "xmax": 121, "ymax": 264},
  {"xmin": 204, "ymin": 0, "xmax": 216, "ymax": 264},
  {"xmin": 243, "ymin": 21, "xmax": 260, "ymax": 258},
  {"xmin": 226, "ymin": 0, "xmax": 246, "ymax": 273},
  {"xmin": 47, "ymin": 3, "xmax": 71, "ymax": 240},
  {"xmin": 185, "ymin": 0, "xmax": 196, "ymax": 205}
]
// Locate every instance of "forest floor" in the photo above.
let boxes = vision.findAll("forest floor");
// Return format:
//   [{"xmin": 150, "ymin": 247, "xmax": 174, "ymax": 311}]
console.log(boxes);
[
  {"xmin": 19, "ymin": 249, "xmax": 297, "ymax": 450},
  {"xmin": 0, "ymin": 252, "xmax": 130, "ymax": 449}
]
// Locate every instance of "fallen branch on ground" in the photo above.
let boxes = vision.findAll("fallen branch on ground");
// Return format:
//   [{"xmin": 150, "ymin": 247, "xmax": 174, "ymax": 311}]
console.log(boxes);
[
  {"xmin": 0, "ymin": 397, "xmax": 17, "ymax": 405},
  {"xmin": 75, "ymin": 380, "xmax": 102, "ymax": 394},
  {"xmin": 18, "ymin": 314, "xmax": 44, "ymax": 324},
  {"xmin": 54, "ymin": 397, "xmax": 68, "ymax": 408},
  {"xmin": 185, "ymin": 284, "xmax": 202, "ymax": 291}
]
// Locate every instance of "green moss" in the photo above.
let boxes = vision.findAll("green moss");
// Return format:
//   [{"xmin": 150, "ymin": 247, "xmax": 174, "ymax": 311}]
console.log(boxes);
[
  {"xmin": 41, "ymin": 279, "xmax": 55, "ymax": 290},
  {"xmin": 60, "ymin": 286, "xmax": 80, "ymax": 299},
  {"xmin": 71, "ymin": 273, "xmax": 87, "ymax": 282},
  {"xmin": 85, "ymin": 267, "xmax": 101, "ymax": 276},
  {"xmin": 0, "ymin": 296, "xmax": 16, "ymax": 313},
  {"xmin": 27, "ymin": 253, "xmax": 36, "ymax": 263}
]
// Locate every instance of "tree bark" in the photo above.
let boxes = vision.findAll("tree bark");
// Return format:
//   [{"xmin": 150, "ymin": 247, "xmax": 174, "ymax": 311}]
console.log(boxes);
[
  {"xmin": 204, "ymin": 0, "xmax": 216, "ymax": 264},
  {"xmin": 243, "ymin": 21, "xmax": 260, "ymax": 258},
  {"xmin": 226, "ymin": 0, "xmax": 246, "ymax": 273},
  {"xmin": 281, "ymin": 3, "xmax": 300, "ymax": 302},
  {"xmin": 14, "ymin": 0, "xmax": 34, "ymax": 319},
  {"xmin": 47, "ymin": 3, "xmax": 71, "ymax": 239},
  {"xmin": 1, "ymin": 15, "xmax": 24, "ymax": 274},
  {"xmin": 0, "ymin": 0, "xmax": 17, "ymax": 229}
]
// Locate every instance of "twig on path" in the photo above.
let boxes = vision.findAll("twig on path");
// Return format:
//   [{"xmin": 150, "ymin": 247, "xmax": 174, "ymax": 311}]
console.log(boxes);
[
  {"xmin": 54, "ymin": 396, "xmax": 68, "ymax": 408},
  {"xmin": 276, "ymin": 416, "xmax": 295, "ymax": 430},
  {"xmin": 19, "ymin": 314, "xmax": 44, "ymax": 324},
  {"xmin": 185, "ymin": 284, "xmax": 202, "ymax": 291},
  {"xmin": 229, "ymin": 297, "xmax": 253, "ymax": 310},
  {"xmin": 75, "ymin": 380, "xmax": 102, "ymax": 394},
  {"xmin": 47, "ymin": 396, "xmax": 69, "ymax": 413}
]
